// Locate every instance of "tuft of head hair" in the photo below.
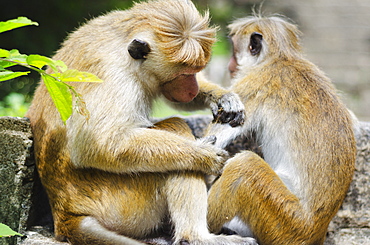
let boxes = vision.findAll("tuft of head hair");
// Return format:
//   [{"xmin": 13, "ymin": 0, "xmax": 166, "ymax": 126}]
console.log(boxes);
[
  {"xmin": 228, "ymin": 15, "xmax": 302, "ymax": 59},
  {"xmin": 131, "ymin": 0, "xmax": 217, "ymax": 67}
]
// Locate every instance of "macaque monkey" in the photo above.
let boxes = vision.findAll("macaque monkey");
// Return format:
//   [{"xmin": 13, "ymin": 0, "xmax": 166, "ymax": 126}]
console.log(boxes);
[
  {"xmin": 206, "ymin": 15, "xmax": 357, "ymax": 245},
  {"xmin": 26, "ymin": 0, "xmax": 257, "ymax": 244}
]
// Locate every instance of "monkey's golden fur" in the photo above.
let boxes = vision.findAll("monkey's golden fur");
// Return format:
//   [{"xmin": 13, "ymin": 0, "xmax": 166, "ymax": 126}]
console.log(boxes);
[
  {"xmin": 207, "ymin": 15, "xmax": 357, "ymax": 245},
  {"xmin": 26, "ymin": 1, "xmax": 253, "ymax": 244}
]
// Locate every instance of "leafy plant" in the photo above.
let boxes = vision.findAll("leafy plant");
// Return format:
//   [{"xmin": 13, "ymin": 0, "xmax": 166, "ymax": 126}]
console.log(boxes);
[
  {"xmin": 0, "ymin": 16, "xmax": 103, "ymax": 239},
  {"xmin": 0, "ymin": 17, "xmax": 103, "ymax": 123}
]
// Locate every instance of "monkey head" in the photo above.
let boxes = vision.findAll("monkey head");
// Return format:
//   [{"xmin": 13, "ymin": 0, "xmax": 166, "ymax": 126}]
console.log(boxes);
[
  {"xmin": 126, "ymin": 0, "xmax": 217, "ymax": 103},
  {"xmin": 227, "ymin": 16, "xmax": 302, "ymax": 78}
]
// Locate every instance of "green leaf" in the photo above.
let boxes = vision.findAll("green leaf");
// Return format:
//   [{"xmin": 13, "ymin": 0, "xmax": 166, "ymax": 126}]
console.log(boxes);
[
  {"xmin": 53, "ymin": 69, "xmax": 102, "ymax": 83},
  {"xmin": 0, "ymin": 17, "xmax": 38, "ymax": 34},
  {"xmin": 0, "ymin": 223, "xmax": 23, "ymax": 238},
  {"xmin": 0, "ymin": 70, "xmax": 30, "ymax": 82},
  {"xmin": 27, "ymin": 55, "xmax": 67, "ymax": 72},
  {"xmin": 0, "ymin": 60, "xmax": 18, "ymax": 69},
  {"xmin": 0, "ymin": 49, "xmax": 28, "ymax": 69},
  {"xmin": 8, "ymin": 49, "xmax": 28, "ymax": 65},
  {"xmin": 26, "ymin": 54, "xmax": 52, "ymax": 69},
  {"xmin": 0, "ymin": 49, "xmax": 10, "ymax": 58},
  {"xmin": 42, "ymin": 74, "xmax": 73, "ymax": 123}
]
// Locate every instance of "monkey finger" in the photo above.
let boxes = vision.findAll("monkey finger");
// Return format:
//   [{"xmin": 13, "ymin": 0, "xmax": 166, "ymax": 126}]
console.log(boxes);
[
  {"xmin": 228, "ymin": 111, "xmax": 245, "ymax": 127},
  {"xmin": 215, "ymin": 148, "xmax": 229, "ymax": 163},
  {"xmin": 210, "ymin": 103, "xmax": 221, "ymax": 120},
  {"xmin": 217, "ymin": 109, "xmax": 236, "ymax": 124},
  {"xmin": 218, "ymin": 107, "xmax": 245, "ymax": 127},
  {"xmin": 216, "ymin": 108, "xmax": 245, "ymax": 127},
  {"xmin": 211, "ymin": 106, "xmax": 231, "ymax": 123}
]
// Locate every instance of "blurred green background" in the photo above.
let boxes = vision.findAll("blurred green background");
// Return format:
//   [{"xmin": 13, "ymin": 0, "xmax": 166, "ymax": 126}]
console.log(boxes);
[{"xmin": 0, "ymin": 0, "xmax": 256, "ymax": 118}]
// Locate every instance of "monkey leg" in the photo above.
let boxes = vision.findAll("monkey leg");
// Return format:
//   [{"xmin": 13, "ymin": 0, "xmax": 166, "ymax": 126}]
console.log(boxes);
[
  {"xmin": 164, "ymin": 172, "xmax": 257, "ymax": 245},
  {"xmin": 152, "ymin": 117, "xmax": 195, "ymax": 140},
  {"xmin": 51, "ymin": 172, "xmax": 171, "ymax": 245},
  {"xmin": 164, "ymin": 172, "xmax": 209, "ymax": 243},
  {"xmin": 59, "ymin": 216, "xmax": 145, "ymax": 245},
  {"xmin": 153, "ymin": 117, "xmax": 256, "ymax": 244},
  {"xmin": 207, "ymin": 151, "xmax": 326, "ymax": 245}
]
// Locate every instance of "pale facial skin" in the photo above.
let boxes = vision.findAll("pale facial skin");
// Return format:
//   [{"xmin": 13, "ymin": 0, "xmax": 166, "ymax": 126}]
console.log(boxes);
[{"xmin": 228, "ymin": 36, "xmax": 239, "ymax": 78}]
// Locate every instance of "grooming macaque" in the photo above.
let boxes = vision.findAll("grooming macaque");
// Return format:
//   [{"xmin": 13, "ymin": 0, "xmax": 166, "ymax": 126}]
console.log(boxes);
[
  {"xmin": 25, "ymin": 0, "xmax": 256, "ymax": 244},
  {"xmin": 206, "ymin": 15, "xmax": 357, "ymax": 245}
]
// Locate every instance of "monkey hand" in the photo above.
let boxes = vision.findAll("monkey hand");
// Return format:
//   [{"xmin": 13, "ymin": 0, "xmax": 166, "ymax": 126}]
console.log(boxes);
[
  {"xmin": 211, "ymin": 92, "xmax": 245, "ymax": 127},
  {"xmin": 195, "ymin": 135, "xmax": 229, "ymax": 175}
]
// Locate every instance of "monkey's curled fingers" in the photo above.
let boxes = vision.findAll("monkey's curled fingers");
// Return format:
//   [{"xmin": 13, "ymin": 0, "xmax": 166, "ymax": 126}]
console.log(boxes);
[
  {"xmin": 195, "ymin": 135, "xmax": 229, "ymax": 175},
  {"xmin": 211, "ymin": 92, "xmax": 245, "ymax": 127}
]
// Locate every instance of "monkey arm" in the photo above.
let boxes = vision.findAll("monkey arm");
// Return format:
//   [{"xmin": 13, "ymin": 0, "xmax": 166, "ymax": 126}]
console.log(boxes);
[
  {"xmin": 167, "ymin": 73, "xmax": 245, "ymax": 127},
  {"xmin": 68, "ymin": 126, "xmax": 227, "ymax": 175},
  {"xmin": 205, "ymin": 122, "xmax": 245, "ymax": 149}
]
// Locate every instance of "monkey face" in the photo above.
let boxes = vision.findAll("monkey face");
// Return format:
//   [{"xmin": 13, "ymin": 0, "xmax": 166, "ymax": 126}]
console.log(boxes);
[
  {"xmin": 228, "ymin": 32, "xmax": 264, "ymax": 79},
  {"xmin": 127, "ymin": 37, "xmax": 205, "ymax": 103}
]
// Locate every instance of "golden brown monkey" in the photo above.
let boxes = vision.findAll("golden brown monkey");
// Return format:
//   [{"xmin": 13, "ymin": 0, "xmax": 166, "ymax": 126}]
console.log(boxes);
[
  {"xmin": 25, "ymin": 0, "xmax": 256, "ymax": 244},
  {"xmin": 206, "ymin": 15, "xmax": 357, "ymax": 245}
]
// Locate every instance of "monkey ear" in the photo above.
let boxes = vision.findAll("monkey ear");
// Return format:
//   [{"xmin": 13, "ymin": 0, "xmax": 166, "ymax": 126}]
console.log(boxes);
[
  {"xmin": 128, "ymin": 39, "xmax": 151, "ymax": 60},
  {"xmin": 249, "ymin": 32, "xmax": 263, "ymax": 56}
]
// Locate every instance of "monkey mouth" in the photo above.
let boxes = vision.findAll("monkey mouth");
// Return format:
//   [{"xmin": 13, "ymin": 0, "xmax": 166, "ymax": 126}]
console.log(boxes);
[
  {"xmin": 167, "ymin": 96, "xmax": 180, "ymax": 103},
  {"xmin": 160, "ymin": 85, "xmax": 179, "ymax": 103}
]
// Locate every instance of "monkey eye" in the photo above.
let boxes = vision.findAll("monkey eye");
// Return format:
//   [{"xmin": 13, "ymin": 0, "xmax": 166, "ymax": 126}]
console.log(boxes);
[{"xmin": 249, "ymin": 32, "xmax": 263, "ymax": 56}]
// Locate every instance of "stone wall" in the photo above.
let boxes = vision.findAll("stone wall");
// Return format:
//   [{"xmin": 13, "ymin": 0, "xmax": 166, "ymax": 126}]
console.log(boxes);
[
  {"xmin": 0, "ymin": 117, "xmax": 34, "ymax": 245},
  {"xmin": 1, "ymin": 116, "xmax": 370, "ymax": 245}
]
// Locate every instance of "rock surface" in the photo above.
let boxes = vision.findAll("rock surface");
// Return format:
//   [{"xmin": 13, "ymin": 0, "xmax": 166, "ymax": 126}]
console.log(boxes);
[
  {"xmin": 0, "ymin": 117, "xmax": 34, "ymax": 245},
  {"xmin": 324, "ymin": 122, "xmax": 370, "ymax": 245}
]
